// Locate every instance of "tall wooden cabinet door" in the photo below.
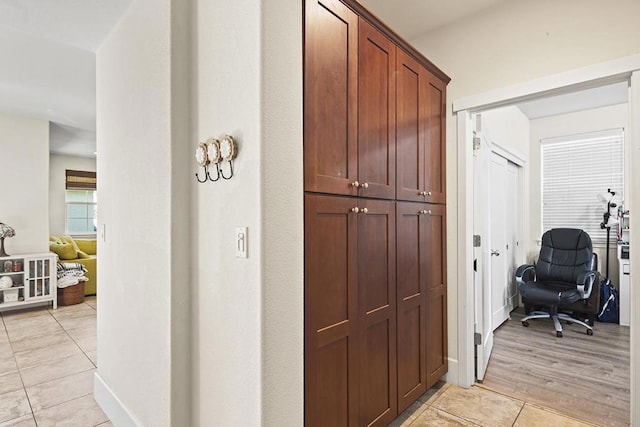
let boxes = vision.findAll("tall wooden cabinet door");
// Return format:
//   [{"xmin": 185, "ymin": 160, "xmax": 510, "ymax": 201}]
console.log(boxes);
[
  {"xmin": 396, "ymin": 202, "xmax": 427, "ymax": 412},
  {"xmin": 305, "ymin": 194, "xmax": 359, "ymax": 427},
  {"xmin": 358, "ymin": 19, "xmax": 396, "ymax": 200},
  {"xmin": 304, "ymin": 0, "xmax": 358, "ymax": 196},
  {"xmin": 424, "ymin": 204, "xmax": 448, "ymax": 388},
  {"xmin": 358, "ymin": 199, "xmax": 397, "ymax": 426},
  {"xmin": 396, "ymin": 50, "xmax": 425, "ymax": 202},
  {"xmin": 422, "ymin": 73, "xmax": 447, "ymax": 204}
]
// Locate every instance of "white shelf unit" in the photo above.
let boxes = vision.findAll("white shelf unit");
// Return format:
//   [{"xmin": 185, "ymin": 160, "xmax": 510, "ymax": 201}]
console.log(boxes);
[{"xmin": 0, "ymin": 253, "xmax": 57, "ymax": 311}]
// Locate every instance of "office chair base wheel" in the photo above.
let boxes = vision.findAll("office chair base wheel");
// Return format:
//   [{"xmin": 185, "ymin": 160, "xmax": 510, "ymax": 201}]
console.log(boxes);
[
  {"xmin": 556, "ymin": 331, "xmax": 563, "ymax": 338},
  {"xmin": 522, "ymin": 321, "xmax": 529, "ymax": 327},
  {"xmin": 587, "ymin": 329, "xmax": 593, "ymax": 336}
]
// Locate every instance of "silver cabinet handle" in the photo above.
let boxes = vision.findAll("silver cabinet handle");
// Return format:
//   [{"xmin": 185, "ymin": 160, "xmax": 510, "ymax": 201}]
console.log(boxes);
[{"xmin": 490, "ymin": 250, "xmax": 500, "ymax": 256}]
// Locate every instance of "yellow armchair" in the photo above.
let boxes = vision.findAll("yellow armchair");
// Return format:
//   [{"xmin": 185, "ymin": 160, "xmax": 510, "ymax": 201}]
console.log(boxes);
[{"xmin": 50, "ymin": 236, "xmax": 97, "ymax": 296}]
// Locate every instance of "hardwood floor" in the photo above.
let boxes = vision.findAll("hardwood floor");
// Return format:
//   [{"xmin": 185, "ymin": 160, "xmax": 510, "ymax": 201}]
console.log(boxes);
[{"xmin": 482, "ymin": 307, "xmax": 630, "ymax": 427}]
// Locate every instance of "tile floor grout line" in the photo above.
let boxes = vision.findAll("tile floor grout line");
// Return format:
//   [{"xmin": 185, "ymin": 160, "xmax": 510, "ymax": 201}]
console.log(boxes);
[{"xmin": 510, "ymin": 402, "xmax": 526, "ymax": 427}]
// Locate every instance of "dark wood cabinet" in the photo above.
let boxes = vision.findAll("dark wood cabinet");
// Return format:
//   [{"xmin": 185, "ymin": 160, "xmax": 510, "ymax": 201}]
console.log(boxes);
[
  {"xmin": 305, "ymin": 195, "xmax": 396, "ymax": 426},
  {"xmin": 304, "ymin": 1, "xmax": 449, "ymax": 425},
  {"xmin": 396, "ymin": 50, "xmax": 447, "ymax": 204}
]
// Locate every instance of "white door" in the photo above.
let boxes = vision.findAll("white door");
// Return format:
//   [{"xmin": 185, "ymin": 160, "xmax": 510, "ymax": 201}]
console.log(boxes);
[
  {"xmin": 490, "ymin": 153, "xmax": 509, "ymax": 330},
  {"xmin": 490, "ymin": 154, "xmax": 520, "ymax": 330},
  {"xmin": 505, "ymin": 161, "xmax": 520, "ymax": 313},
  {"xmin": 474, "ymin": 115, "xmax": 493, "ymax": 382}
]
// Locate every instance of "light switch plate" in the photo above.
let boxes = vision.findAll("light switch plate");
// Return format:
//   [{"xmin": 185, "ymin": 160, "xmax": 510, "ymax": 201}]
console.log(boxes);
[{"xmin": 235, "ymin": 227, "xmax": 248, "ymax": 258}]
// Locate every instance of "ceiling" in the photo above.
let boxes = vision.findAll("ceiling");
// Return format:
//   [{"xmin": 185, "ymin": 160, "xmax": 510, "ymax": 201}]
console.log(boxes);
[
  {"xmin": 516, "ymin": 82, "xmax": 629, "ymax": 119},
  {"xmin": 0, "ymin": 0, "xmax": 131, "ymax": 158}
]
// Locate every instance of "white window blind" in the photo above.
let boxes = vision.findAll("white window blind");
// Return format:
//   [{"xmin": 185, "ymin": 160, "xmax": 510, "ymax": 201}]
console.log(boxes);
[{"xmin": 541, "ymin": 129, "xmax": 624, "ymax": 243}]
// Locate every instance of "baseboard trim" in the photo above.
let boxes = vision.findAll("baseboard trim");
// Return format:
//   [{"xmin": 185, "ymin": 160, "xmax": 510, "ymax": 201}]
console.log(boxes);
[
  {"xmin": 94, "ymin": 372, "xmax": 142, "ymax": 427},
  {"xmin": 442, "ymin": 357, "xmax": 459, "ymax": 386}
]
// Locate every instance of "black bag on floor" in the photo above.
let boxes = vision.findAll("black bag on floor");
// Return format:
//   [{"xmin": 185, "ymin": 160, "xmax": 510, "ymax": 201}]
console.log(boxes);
[{"xmin": 598, "ymin": 279, "xmax": 619, "ymax": 323}]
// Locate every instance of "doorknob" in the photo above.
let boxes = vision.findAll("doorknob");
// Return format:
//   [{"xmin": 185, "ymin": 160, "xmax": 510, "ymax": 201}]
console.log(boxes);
[{"xmin": 491, "ymin": 250, "xmax": 500, "ymax": 256}]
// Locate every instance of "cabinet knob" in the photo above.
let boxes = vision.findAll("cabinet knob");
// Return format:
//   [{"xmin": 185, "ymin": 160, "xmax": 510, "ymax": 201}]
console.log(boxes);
[
  {"xmin": 350, "ymin": 207, "xmax": 360, "ymax": 214},
  {"xmin": 428, "ymin": 210, "xmax": 432, "ymax": 215},
  {"xmin": 351, "ymin": 181, "xmax": 360, "ymax": 188},
  {"xmin": 361, "ymin": 208, "xmax": 368, "ymax": 214},
  {"xmin": 361, "ymin": 182, "xmax": 369, "ymax": 189},
  {"xmin": 419, "ymin": 209, "xmax": 432, "ymax": 215},
  {"xmin": 419, "ymin": 191, "xmax": 426, "ymax": 196},
  {"xmin": 427, "ymin": 191, "xmax": 432, "ymax": 196}
]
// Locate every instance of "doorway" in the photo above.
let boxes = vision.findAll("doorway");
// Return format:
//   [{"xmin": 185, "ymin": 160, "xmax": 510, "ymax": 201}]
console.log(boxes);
[{"xmin": 455, "ymin": 60, "xmax": 640, "ymax": 424}]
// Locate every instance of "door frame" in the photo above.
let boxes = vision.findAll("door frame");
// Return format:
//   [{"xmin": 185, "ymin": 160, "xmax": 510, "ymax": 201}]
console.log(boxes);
[{"xmin": 454, "ymin": 54, "xmax": 640, "ymax": 425}]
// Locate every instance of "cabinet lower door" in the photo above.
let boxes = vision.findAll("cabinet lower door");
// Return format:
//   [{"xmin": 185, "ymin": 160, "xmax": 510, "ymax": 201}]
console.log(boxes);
[
  {"xmin": 396, "ymin": 202, "xmax": 428, "ymax": 412},
  {"xmin": 305, "ymin": 194, "xmax": 359, "ymax": 427},
  {"xmin": 358, "ymin": 199, "xmax": 397, "ymax": 426},
  {"xmin": 423, "ymin": 204, "xmax": 448, "ymax": 387}
]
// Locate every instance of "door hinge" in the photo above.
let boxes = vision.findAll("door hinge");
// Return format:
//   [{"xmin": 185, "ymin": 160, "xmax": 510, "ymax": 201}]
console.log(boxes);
[
  {"xmin": 473, "ymin": 235, "xmax": 481, "ymax": 247},
  {"xmin": 473, "ymin": 136, "xmax": 481, "ymax": 151},
  {"xmin": 474, "ymin": 332, "xmax": 482, "ymax": 346}
]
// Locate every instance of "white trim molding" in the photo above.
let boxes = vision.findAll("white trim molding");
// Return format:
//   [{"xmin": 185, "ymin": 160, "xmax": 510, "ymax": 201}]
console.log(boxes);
[
  {"xmin": 94, "ymin": 372, "xmax": 142, "ymax": 427},
  {"xmin": 454, "ymin": 54, "xmax": 640, "ymax": 113},
  {"xmin": 629, "ymin": 70, "xmax": 640, "ymax": 427}
]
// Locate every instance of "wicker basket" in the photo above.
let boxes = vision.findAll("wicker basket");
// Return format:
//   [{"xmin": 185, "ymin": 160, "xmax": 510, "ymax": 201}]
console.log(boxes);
[{"xmin": 57, "ymin": 282, "xmax": 86, "ymax": 306}]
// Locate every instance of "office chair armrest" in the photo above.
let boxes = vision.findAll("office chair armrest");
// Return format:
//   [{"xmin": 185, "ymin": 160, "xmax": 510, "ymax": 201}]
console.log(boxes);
[
  {"xmin": 576, "ymin": 271, "xmax": 597, "ymax": 299},
  {"xmin": 516, "ymin": 264, "xmax": 535, "ymax": 285}
]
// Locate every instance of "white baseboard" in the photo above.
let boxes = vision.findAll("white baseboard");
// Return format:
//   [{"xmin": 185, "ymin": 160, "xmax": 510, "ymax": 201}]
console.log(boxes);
[
  {"xmin": 94, "ymin": 372, "xmax": 142, "ymax": 427},
  {"xmin": 442, "ymin": 357, "xmax": 459, "ymax": 386}
]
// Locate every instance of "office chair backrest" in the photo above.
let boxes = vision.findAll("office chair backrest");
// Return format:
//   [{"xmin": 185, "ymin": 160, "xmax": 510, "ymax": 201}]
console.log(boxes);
[{"xmin": 536, "ymin": 228, "xmax": 594, "ymax": 284}]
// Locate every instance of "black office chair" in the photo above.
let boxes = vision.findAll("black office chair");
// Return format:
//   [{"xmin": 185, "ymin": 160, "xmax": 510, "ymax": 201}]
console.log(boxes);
[{"xmin": 515, "ymin": 228, "xmax": 598, "ymax": 337}]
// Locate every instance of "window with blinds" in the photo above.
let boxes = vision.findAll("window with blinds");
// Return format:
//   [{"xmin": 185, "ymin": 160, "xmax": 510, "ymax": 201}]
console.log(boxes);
[
  {"xmin": 541, "ymin": 129, "xmax": 624, "ymax": 244},
  {"xmin": 65, "ymin": 170, "xmax": 97, "ymax": 234}
]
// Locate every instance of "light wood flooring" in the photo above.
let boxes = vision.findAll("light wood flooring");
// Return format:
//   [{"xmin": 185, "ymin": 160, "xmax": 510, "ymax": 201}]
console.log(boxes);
[{"xmin": 481, "ymin": 308, "xmax": 630, "ymax": 427}]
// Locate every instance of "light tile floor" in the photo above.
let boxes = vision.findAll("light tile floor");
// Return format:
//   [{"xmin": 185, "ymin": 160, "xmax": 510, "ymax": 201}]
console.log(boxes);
[
  {"xmin": 391, "ymin": 381, "xmax": 598, "ymax": 427},
  {"xmin": 1, "ymin": 298, "xmax": 599, "ymax": 427},
  {"xmin": 0, "ymin": 297, "xmax": 111, "ymax": 427}
]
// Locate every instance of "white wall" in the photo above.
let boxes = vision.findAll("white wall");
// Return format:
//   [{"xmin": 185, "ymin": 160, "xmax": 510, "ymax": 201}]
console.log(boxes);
[
  {"xmin": 0, "ymin": 112, "xmax": 49, "ymax": 254},
  {"xmin": 191, "ymin": 0, "xmax": 303, "ymax": 424},
  {"xmin": 529, "ymin": 103, "xmax": 628, "ymax": 282},
  {"xmin": 95, "ymin": 0, "xmax": 191, "ymax": 425},
  {"xmin": 49, "ymin": 154, "xmax": 97, "ymax": 236},
  {"xmin": 410, "ymin": 0, "xmax": 640, "ymax": 383},
  {"xmin": 192, "ymin": 0, "xmax": 262, "ymax": 424},
  {"xmin": 481, "ymin": 106, "xmax": 530, "ymax": 157}
]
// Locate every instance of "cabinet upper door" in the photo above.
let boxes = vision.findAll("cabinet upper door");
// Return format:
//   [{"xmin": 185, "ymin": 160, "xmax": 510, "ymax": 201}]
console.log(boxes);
[
  {"xmin": 423, "ymin": 72, "xmax": 446, "ymax": 204},
  {"xmin": 357, "ymin": 19, "xmax": 396, "ymax": 200},
  {"xmin": 304, "ymin": 0, "xmax": 358, "ymax": 196},
  {"xmin": 396, "ymin": 50, "xmax": 425, "ymax": 202},
  {"xmin": 396, "ymin": 49, "xmax": 447, "ymax": 204}
]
